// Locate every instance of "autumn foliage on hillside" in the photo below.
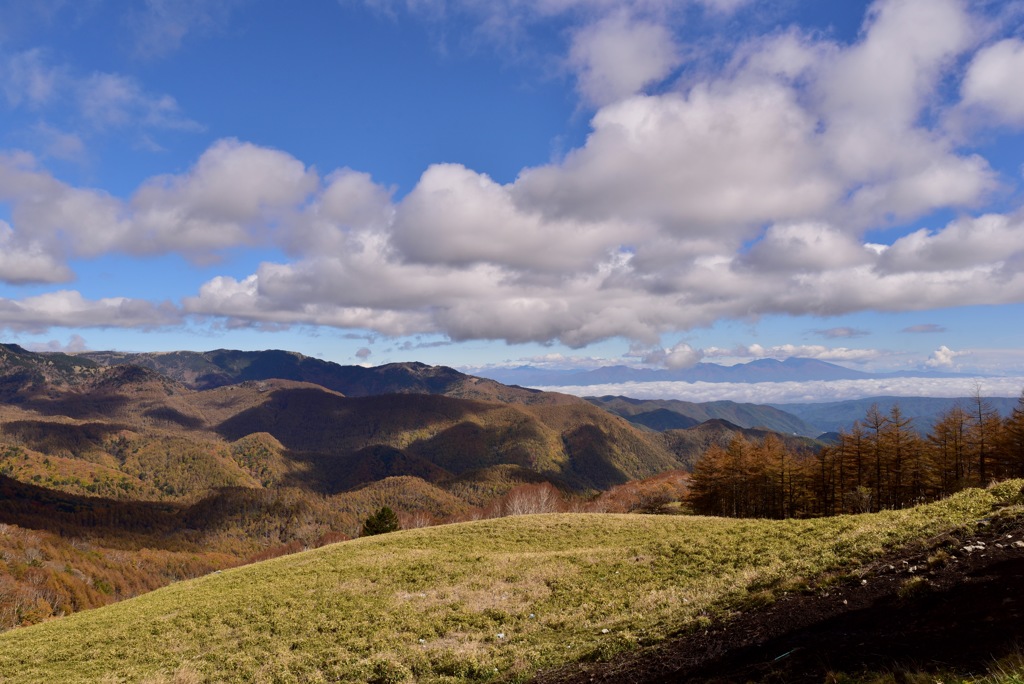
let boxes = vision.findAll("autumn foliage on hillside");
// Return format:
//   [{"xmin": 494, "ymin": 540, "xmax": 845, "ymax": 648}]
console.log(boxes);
[
  {"xmin": 687, "ymin": 392, "xmax": 1024, "ymax": 518},
  {"xmin": 0, "ymin": 520, "xmax": 233, "ymax": 631}
]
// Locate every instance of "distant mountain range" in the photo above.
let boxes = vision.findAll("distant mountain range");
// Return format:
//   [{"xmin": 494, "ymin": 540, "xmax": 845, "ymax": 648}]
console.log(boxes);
[
  {"xmin": 2, "ymin": 342, "xmax": 1012, "ymax": 635},
  {"xmin": 0, "ymin": 344, "xmax": 681, "ymax": 494},
  {"xmin": 773, "ymin": 395, "xmax": 1021, "ymax": 434},
  {"xmin": 587, "ymin": 395, "xmax": 821, "ymax": 437},
  {"xmin": 475, "ymin": 357, "xmax": 975, "ymax": 387}
]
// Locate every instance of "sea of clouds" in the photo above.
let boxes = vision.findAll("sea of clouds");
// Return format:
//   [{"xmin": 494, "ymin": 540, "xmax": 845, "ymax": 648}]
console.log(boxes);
[{"xmin": 535, "ymin": 376, "xmax": 1024, "ymax": 405}]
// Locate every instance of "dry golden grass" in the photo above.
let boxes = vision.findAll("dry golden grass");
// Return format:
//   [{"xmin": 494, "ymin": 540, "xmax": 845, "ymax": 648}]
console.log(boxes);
[{"xmin": 0, "ymin": 481, "xmax": 1020, "ymax": 683}]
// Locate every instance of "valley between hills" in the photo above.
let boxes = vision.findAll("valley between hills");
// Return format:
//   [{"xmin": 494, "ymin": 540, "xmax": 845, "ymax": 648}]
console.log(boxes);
[{"xmin": 1, "ymin": 343, "xmax": 1024, "ymax": 682}]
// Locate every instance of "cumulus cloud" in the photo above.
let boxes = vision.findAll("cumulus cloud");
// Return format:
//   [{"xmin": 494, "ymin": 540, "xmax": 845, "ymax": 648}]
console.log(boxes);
[
  {"xmin": 741, "ymin": 223, "xmax": 874, "ymax": 274},
  {"xmin": 807, "ymin": 0, "xmax": 996, "ymax": 225},
  {"xmin": 818, "ymin": 0, "xmax": 976, "ymax": 134},
  {"xmin": 926, "ymin": 345, "xmax": 965, "ymax": 368},
  {"xmin": 392, "ymin": 163, "xmax": 637, "ymax": 273},
  {"xmin": 568, "ymin": 11, "xmax": 681, "ymax": 106},
  {"xmin": 285, "ymin": 168, "xmax": 394, "ymax": 255},
  {"xmin": 131, "ymin": 139, "xmax": 318, "ymax": 255},
  {"xmin": 515, "ymin": 82, "xmax": 837, "ymax": 232},
  {"xmin": 879, "ymin": 213, "xmax": 1024, "ymax": 274},
  {"xmin": 26, "ymin": 334, "xmax": 89, "ymax": 353},
  {"xmin": 0, "ymin": 220, "xmax": 74, "ymax": 284},
  {"xmin": 639, "ymin": 342, "xmax": 704, "ymax": 369},
  {"xmin": 2, "ymin": 0, "xmax": 1023, "ymax": 345},
  {"xmin": 0, "ymin": 140, "xmax": 317, "ymax": 264},
  {"xmin": 0, "ymin": 291, "xmax": 181, "ymax": 334},
  {"xmin": 960, "ymin": 38, "xmax": 1024, "ymax": 127}
]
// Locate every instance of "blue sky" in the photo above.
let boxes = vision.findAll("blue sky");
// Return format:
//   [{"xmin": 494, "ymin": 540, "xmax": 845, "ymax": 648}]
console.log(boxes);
[{"xmin": 2, "ymin": 0, "xmax": 1024, "ymax": 383}]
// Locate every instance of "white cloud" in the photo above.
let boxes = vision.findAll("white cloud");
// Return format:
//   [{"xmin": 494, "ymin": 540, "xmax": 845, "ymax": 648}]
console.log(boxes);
[
  {"xmin": 741, "ymin": 223, "xmax": 873, "ymax": 274},
  {"xmin": 926, "ymin": 345, "xmax": 965, "ymax": 368},
  {"xmin": 0, "ymin": 140, "xmax": 318, "ymax": 264},
  {"xmin": 663, "ymin": 344, "xmax": 704, "ymax": 369},
  {"xmin": 2, "ymin": 0, "xmax": 1023, "ymax": 344},
  {"xmin": 392, "ymin": 163, "xmax": 637, "ymax": 273},
  {"xmin": 818, "ymin": 0, "xmax": 976, "ymax": 134},
  {"xmin": 879, "ymin": 213, "xmax": 1024, "ymax": 273},
  {"xmin": 79, "ymin": 72, "xmax": 199, "ymax": 131},
  {"xmin": 26, "ymin": 334, "xmax": 89, "ymax": 353},
  {"xmin": 515, "ymin": 82, "xmax": 837, "ymax": 233},
  {"xmin": 639, "ymin": 342, "xmax": 704, "ymax": 369},
  {"xmin": 0, "ymin": 291, "xmax": 181, "ymax": 334},
  {"xmin": 131, "ymin": 139, "xmax": 318, "ymax": 255},
  {"xmin": 961, "ymin": 38, "xmax": 1024, "ymax": 127},
  {"xmin": 0, "ymin": 219, "xmax": 74, "ymax": 284},
  {"xmin": 0, "ymin": 150, "xmax": 135, "ymax": 259},
  {"xmin": 808, "ymin": 0, "xmax": 995, "ymax": 225},
  {"xmin": 568, "ymin": 11, "xmax": 680, "ymax": 106}
]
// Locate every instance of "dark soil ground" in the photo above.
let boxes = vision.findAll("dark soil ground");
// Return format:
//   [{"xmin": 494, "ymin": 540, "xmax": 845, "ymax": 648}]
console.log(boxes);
[{"xmin": 533, "ymin": 514, "xmax": 1024, "ymax": 683}]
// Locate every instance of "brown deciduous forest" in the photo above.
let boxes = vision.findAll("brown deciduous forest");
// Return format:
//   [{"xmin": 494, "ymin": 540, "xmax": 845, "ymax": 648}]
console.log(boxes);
[{"xmin": 687, "ymin": 390, "xmax": 1024, "ymax": 518}]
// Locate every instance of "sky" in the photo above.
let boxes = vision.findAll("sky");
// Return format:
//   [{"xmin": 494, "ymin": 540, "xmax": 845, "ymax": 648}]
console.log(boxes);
[{"xmin": 2, "ymin": 0, "xmax": 1024, "ymax": 392}]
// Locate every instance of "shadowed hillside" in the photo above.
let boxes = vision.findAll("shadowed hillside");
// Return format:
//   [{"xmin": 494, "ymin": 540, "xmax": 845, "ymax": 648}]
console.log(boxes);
[
  {"xmin": 80, "ymin": 348, "xmax": 554, "ymax": 403},
  {"xmin": 659, "ymin": 419, "xmax": 822, "ymax": 470},
  {"xmin": 211, "ymin": 386, "xmax": 678, "ymax": 492},
  {"xmin": 2, "ymin": 347, "xmax": 681, "ymax": 497},
  {"xmin": 0, "ymin": 345, "xmax": 690, "ymax": 628}
]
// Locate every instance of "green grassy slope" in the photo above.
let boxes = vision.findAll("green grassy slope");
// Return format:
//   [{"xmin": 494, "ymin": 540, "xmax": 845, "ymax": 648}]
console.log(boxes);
[{"xmin": 2, "ymin": 481, "xmax": 1021, "ymax": 684}]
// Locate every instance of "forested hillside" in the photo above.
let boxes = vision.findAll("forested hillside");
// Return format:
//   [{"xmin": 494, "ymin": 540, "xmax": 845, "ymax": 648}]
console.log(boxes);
[
  {"xmin": 688, "ymin": 393, "xmax": 1024, "ymax": 518},
  {"xmin": 0, "ymin": 345, "xmax": 689, "ymax": 629},
  {"xmin": 6, "ymin": 344, "xmax": 1018, "ymax": 636}
]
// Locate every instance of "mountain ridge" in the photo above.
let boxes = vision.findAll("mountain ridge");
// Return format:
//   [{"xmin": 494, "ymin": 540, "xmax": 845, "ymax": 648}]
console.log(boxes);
[
  {"xmin": 474, "ymin": 357, "xmax": 978, "ymax": 387},
  {"xmin": 1, "ymin": 345, "xmax": 682, "ymax": 496},
  {"xmin": 773, "ymin": 394, "xmax": 1022, "ymax": 434},
  {"xmin": 587, "ymin": 395, "xmax": 820, "ymax": 437}
]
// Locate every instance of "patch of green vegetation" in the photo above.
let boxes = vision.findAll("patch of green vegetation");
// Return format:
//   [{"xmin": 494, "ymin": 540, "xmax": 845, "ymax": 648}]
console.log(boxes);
[{"xmin": 1, "ymin": 482, "xmax": 1021, "ymax": 683}]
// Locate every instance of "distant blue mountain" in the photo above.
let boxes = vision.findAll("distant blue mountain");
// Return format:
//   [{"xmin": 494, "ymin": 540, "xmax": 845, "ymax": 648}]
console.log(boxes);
[
  {"xmin": 772, "ymin": 395, "xmax": 1021, "ymax": 434},
  {"xmin": 587, "ymin": 395, "xmax": 821, "ymax": 437},
  {"xmin": 476, "ymin": 357, "xmax": 973, "ymax": 387}
]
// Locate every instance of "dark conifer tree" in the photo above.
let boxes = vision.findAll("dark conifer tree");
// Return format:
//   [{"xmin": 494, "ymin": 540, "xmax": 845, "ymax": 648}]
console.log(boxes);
[{"xmin": 360, "ymin": 506, "xmax": 400, "ymax": 536}]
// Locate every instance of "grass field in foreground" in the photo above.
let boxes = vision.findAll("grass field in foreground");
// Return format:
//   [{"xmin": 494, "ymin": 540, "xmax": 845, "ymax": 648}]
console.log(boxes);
[{"xmin": 1, "ymin": 480, "xmax": 1022, "ymax": 683}]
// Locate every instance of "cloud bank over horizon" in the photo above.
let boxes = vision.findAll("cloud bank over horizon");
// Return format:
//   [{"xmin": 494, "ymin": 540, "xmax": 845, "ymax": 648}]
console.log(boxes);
[{"xmin": 536, "ymin": 376, "xmax": 1024, "ymax": 405}]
